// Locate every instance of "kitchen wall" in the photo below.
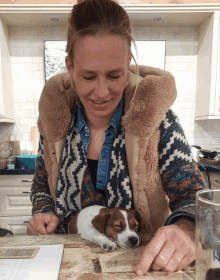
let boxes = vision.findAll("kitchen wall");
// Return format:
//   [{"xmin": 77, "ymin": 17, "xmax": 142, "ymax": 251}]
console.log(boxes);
[{"xmin": 1, "ymin": 23, "xmax": 220, "ymax": 151}]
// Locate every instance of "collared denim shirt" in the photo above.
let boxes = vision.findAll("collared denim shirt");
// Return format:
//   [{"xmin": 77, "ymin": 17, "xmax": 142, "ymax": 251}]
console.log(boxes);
[{"xmin": 75, "ymin": 96, "xmax": 124, "ymax": 191}]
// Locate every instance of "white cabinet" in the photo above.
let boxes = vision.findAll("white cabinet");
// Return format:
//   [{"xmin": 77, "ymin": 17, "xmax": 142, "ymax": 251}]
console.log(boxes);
[
  {"xmin": 0, "ymin": 175, "xmax": 33, "ymax": 235},
  {"xmin": 0, "ymin": 16, "xmax": 14, "ymax": 122},
  {"xmin": 195, "ymin": 11, "xmax": 220, "ymax": 121},
  {"xmin": 0, "ymin": 46, "xmax": 4, "ymax": 118}
]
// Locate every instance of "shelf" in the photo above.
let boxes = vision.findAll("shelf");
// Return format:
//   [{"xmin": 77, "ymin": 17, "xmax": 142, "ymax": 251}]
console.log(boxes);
[
  {"xmin": 195, "ymin": 116, "xmax": 220, "ymax": 121},
  {"xmin": 0, "ymin": 118, "xmax": 15, "ymax": 124},
  {"xmin": 0, "ymin": 4, "xmax": 219, "ymax": 27}
]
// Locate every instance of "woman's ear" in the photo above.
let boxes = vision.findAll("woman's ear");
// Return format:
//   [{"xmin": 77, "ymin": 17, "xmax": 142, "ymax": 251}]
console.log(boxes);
[
  {"xmin": 128, "ymin": 54, "xmax": 132, "ymax": 66},
  {"xmin": 65, "ymin": 56, "xmax": 72, "ymax": 73},
  {"xmin": 92, "ymin": 211, "xmax": 110, "ymax": 234}
]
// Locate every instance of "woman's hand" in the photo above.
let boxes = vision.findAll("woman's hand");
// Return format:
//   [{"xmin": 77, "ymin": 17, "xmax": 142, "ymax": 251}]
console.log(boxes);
[
  {"xmin": 27, "ymin": 213, "xmax": 59, "ymax": 235},
  {"xmin": 136, "ymin": 218, "xmax": 196, "ymax": 276}
]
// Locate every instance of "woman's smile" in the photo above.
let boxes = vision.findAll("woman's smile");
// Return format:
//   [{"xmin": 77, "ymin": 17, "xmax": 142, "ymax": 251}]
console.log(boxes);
[
  {"xmin": 90, "ymin": 98, "xmax": 113, "ymax": 110},
  {"xmin": 92, "ymin": 100, "xmax": 109, "ymax": 104}
]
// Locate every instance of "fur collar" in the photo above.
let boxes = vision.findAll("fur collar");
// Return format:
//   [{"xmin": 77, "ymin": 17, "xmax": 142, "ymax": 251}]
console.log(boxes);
[{"xmin": 38, "ymin": 65, "xmax": 177, "ymax": 141}]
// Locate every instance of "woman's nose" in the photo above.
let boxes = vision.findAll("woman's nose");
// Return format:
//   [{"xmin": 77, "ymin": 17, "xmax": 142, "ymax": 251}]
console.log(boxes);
[{"xmin": 96, "ymin": 80, "xmax": 109, "ymax": 98}]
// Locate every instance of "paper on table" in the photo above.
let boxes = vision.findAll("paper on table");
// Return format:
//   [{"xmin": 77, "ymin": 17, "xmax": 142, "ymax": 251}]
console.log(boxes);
[{"xmin": 0, "ymin": 244, "xmax": 63, "ymax": 280}]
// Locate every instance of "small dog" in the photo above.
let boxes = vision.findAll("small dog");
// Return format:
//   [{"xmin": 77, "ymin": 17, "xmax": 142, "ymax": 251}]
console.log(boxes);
[{"xmin": 68, "ymin": 205, "xmax": 141, "ymax": 251}]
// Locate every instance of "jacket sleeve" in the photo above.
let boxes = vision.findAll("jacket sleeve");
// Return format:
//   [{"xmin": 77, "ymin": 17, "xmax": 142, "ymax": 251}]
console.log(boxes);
[
  {"xmin": 158, "ymin": 109, "xmax": 206, "ymax": 226},
  {"xmin": 30, "ymin": 135, "xmax": 56, "ymax": 216}
]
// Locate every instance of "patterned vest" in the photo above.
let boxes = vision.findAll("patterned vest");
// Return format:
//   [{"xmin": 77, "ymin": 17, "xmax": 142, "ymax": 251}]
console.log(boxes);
[{"xmin": 55, "ymin": 105, "xmax": 135, "ymax": 233}]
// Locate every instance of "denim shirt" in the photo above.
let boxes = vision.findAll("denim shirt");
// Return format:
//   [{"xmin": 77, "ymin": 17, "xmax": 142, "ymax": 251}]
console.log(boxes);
[{"xmin": 75, "ymin": 96, "xmax": 124, "ymax": 191}]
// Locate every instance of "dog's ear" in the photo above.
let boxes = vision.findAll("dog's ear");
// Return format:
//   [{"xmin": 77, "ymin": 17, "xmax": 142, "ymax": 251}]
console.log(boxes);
[
  {"xmin": 68, "ymin": 213, "xmax": 79, "ymax": 234},
  {"xmin": 134, "ymin": 210, "xmax": 142, "ymax": 232},
  {"xmin": 92, "ymin": 209, "xmax": 110, "ymax": 234}
]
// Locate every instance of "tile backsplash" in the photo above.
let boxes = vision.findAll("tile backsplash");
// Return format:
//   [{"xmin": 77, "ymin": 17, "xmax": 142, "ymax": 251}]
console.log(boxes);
[{"xmin": 0, "ymin": 24, "xmax": 219, "ymax": 151}]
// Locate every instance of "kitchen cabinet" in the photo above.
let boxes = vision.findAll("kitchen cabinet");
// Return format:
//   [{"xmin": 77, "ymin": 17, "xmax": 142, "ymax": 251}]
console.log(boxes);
[
  {"xmin": 195, "ymin": 11, "xmax": 220, "ymax": 121},
  {"xmin": 0, "ymin": 175, "xmax": 33, "ymax": 235},
  {"xmin": 0, "ymin": 16, "xmax": 14, "ymax": 123}
]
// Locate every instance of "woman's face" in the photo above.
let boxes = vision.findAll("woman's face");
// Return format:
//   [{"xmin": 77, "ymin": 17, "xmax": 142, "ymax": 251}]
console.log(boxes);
[{"xmin": 65, "ymin": 35, "xmax": 131, "ymax": 121}]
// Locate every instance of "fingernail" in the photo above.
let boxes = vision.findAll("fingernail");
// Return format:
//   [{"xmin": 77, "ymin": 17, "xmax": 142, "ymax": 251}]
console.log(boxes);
[{"xmin": 137, "ymin": 269, "xmax": 143, "ymax": 276}]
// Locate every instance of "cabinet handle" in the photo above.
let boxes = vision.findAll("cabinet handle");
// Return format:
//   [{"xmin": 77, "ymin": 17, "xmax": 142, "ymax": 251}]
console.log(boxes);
[
  {"xmin": 215, "ymin": 179, "xmax": 220, "ymax": 184},
  {"xmin": 22, "ymin": 180, "xmax": 33, "ymax": 182},
  {"xmin": 23, "ymin": 221, "xmax": 29, "ymax": 224},
  {"xmin": 22, "ymin": 191, "xmax": 31, "ymax": 194}
]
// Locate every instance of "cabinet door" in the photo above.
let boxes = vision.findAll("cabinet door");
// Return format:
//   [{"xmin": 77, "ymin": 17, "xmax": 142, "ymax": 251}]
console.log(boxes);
[
  {"xmin": 195, "ymin": 11, "xmax": 220, "ymax": 120},
  {"xmin": 216, "ymin": 31, "xmax": 220, "ymax": 115},
  {"xmin": 0, "ymin": 47, "xmax": 4, "ymax": 117},
  {"xmin": 0, "ymin": 187, "xmax": 32, "ymax": 216},
  {"xmin": 0, "ymin": 175, "xmax": 33, "ymax": 187},
  {"xmin": 0, "ymin": 216, "xmax": 32, "ymax": 235}
]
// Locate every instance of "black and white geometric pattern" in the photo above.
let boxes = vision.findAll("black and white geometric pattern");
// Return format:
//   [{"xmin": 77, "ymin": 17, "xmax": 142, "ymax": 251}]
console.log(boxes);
[
  {"xmin": 106, "ymin": 125, "xmax": 134, "ymax": 210},
  {"xmin": 56, "ymin": 107, "xmax": 87, "ymax": 216},
  {"xmin": 30, "ymin": 135, "xmax": 56, "ymax": 216},
  {"xmin": 158, "ymin": 109, "xmax": 194, "ymax": 174},
  {"xmin": 56, "ymin": 105, "xmax": 134, "ymax": 217}
]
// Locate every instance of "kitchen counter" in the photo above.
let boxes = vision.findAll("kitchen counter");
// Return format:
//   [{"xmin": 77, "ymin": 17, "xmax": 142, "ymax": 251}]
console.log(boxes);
[
  {"xmin": 198, "ymin": 162, "xmax": 220, "ymax": 175},
  {"xmin": 0, "ymin": 234, "xmax": 196, "ymax": 279}
]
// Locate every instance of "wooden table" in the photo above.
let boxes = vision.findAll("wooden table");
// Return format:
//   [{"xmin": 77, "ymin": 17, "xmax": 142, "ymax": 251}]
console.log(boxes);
[{"xmin": 0, "ymin": 234, "xmax": 196, "ymax": 279}]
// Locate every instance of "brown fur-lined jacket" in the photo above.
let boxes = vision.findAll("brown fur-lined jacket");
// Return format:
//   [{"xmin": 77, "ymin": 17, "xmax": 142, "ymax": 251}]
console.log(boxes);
[{"xmin": 34, "ymin": 65, "xmax": 205, "ymax": 233}]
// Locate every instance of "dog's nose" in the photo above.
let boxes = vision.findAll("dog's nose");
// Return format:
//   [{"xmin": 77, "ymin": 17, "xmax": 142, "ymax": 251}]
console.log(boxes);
[{"xmin": 128, "ymin": 236, "xmax": 138, "ymax": 246}]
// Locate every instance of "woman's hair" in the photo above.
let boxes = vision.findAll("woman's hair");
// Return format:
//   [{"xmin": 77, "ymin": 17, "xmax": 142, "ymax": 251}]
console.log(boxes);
[{"xmin": 66, "ymin": 0, "xmax": 139, "ymax": 76}]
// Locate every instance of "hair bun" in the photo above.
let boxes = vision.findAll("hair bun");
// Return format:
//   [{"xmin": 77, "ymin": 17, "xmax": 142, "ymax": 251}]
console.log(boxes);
[{"xmin": 77, "ymin": 0, "xmax": 115, "ymax": 3}]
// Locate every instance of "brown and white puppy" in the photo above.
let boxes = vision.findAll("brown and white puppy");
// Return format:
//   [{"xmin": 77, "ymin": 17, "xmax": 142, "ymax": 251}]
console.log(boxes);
[{"xmin": 68, "ymin": 205, "xmax": 141, "ymax": 251}]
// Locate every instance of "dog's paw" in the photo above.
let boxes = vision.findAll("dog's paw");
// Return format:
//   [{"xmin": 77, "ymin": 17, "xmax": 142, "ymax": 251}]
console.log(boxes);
[{"xmin": 101, "ymin": 241, "xmax": 117, "ymax": 252}]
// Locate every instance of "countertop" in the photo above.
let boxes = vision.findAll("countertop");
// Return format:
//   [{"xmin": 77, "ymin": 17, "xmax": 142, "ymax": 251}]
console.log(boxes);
[
  {"xmin": 0, "ymin": 234, "xmax": 196, "ymax": 280},
  {"xmin": 198, "ymin": 161, "xmax": 220, "ymax": 175}
]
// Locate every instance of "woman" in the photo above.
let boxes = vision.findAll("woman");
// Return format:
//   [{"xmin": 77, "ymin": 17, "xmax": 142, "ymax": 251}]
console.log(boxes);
[{"xmin": 27, "ymin": 0, "xmax": 205, "ymax": 276}]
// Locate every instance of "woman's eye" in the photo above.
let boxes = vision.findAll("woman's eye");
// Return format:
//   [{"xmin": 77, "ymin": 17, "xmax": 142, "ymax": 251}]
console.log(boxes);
[
  {"xmin": 83, "ymin": 76, "xmax": 120, "ymax": 80},
  {"xmin": 110, "ymin": 76, "xmax": 120, "ymax": 79},
  {"xmin": 83, "ymin": 77, "xmax": 95, "ymax": 80}
]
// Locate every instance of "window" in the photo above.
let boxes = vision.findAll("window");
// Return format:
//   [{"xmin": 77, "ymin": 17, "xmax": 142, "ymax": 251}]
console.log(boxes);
[
  {"xmin": 131, "ymin": 40, "xmax": 165, "ymax": 70},
  {"xmin": 44, "ymin": 40, "xmax": 166, "ymax": 83}
]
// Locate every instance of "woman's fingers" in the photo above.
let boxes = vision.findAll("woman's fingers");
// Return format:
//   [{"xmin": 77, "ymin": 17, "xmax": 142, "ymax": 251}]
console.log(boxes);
[
  {"xmin": 27, "ymin": 213, "xmax": 58, "ymax": 235},
  {"xmin": 136, "ymin": 219, "xmax": 196, "ymax": 276},
  {"xmin": 36, "ymin": 219, "xmax": 50, "ymax": 234},
  {"xmin": 161, "ymin": 251, "xmax": 185, "ymax": 272},
  {"xmin": 151, "ymin": 242, "xmax": 176, "ymax": 271},
  {"xmin": 175, "ymin": 253, "xmax": 195, "ymax": 272},
  {"xmin": 136, "ymin": 228, "xmax": 166, "ymax": 276},
  {"xmin": 45, "ymin": 215, "xmax": 59, "ymax": 234},
  {"xmin": 27, "ymin": 223, "xmax": 40, "ymax": 235}
]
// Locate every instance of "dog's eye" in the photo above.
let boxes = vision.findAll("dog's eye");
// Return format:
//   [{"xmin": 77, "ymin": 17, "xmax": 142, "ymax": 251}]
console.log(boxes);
[
  {"xmin": 113, "ymin": 223, "xmax": 123, "ymax": 231},
  {"xmin": 134, "ymin": 222, "xmax": 139, "ymax": 230}
]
